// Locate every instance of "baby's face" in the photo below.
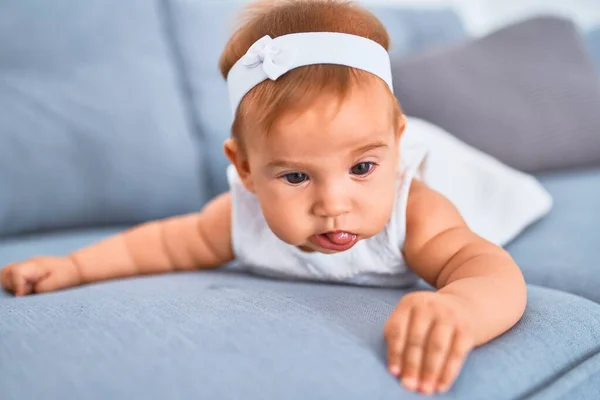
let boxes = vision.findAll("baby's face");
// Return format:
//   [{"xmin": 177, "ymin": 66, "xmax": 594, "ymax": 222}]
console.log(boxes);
[{"xmin": 234, "ymin": 82, "xmax": 402, "ymax": 253}]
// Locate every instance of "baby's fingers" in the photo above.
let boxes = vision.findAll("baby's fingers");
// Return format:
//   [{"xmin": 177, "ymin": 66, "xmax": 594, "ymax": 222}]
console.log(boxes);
[
  {"xmin": 1, "ymin": 266, "xmax": 16, "ymax": 293},
  {"xmin": 401, "ymin": 311, "xmax": 433, "ymax": 391},
  {"xmin": 8, "ymin": 265, "xmax": 34, "ymax": 296},
  {"xmin": 384, "ymin": 308, "xmax": 411, "ymax": 377},
  {"xmin": 437, "ymin": 331, "xmax": 473, "ymax": 393},
  {"xmin": 419, "ymin": 322, "xmax": 454, "ymax": 395},
  {"xmin": 1, "ymin": 266, "xmax": 13, "ymax": 292},
  {"xmin": 5, "ymin": 262, "xmax": 49, "ymax": 296}
]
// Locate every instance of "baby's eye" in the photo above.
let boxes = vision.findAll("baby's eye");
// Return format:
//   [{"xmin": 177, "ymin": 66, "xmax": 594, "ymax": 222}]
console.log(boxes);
[
  {"xmin": 350, "ymin": 162, "xmax": 375, "ymax": 176},
  {"xmin": 282, "ymin": 172, "xmax": 308, "ymax": 185}
]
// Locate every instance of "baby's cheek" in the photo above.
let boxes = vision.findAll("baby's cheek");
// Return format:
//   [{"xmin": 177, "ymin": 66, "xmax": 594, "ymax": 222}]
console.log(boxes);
[
  {"xmin": 259, "ymin": 197, "xmax": 309, "ymax": 246},
  {"xmin": 261, "ymin": 182, "xmax": 313, "ymax": 239},
  {"xmin": 264, "ymin": 210, "xmax": 307, "ymax": 245},
  {"xmin": 369, "ymin": 203, "xmax": 395, "ymax": 234},
  {"xmin": 361, "ymin": 180, "xmax": 396, "ymax": 231}
]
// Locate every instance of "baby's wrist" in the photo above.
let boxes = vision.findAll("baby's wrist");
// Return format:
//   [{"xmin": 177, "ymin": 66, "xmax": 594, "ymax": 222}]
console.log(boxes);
[{"xmin": 437, "ymin": 292, "xmax": 479, "ymax": 332}]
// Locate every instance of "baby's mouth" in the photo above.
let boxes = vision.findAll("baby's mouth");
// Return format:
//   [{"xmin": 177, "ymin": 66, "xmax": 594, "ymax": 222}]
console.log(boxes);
[{"xmin": 310, "ymin": 231, "xmax": 358, "ymax": 252}]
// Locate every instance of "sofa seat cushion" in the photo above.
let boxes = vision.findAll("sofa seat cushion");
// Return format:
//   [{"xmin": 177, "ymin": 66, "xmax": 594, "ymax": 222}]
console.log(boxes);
[
  {"xmin": 507, "ymin": 167, "xmax": 600, "ymax": 304},
  {"xmin": 1, "ymin": 227, "xmax": 600, "ymax": 399}
]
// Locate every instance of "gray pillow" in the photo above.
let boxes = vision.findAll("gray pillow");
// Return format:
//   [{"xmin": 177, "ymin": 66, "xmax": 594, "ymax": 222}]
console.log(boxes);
[
  {"xmin": 393, "ymin": 17, "xmax": 600, "ymax": 173},
  {"xmin": 0, "ymin": 0, "xmax": 206, "ymax": 237}
]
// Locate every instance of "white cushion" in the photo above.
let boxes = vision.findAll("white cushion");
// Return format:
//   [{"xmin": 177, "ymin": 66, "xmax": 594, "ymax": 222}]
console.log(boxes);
[{"xmin": 403, "ymin": 117, "xmax": 553, "ymax": 246}]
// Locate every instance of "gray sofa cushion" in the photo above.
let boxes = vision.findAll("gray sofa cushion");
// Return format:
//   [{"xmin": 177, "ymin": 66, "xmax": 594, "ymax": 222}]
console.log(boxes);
[
  {"xmin": 0, "ymin": 0, "xmax": 206, "ymax": 237},
  {"xmin": 393, "ymin": 17, "xmax": 600, "ymax": 173},
  {"xmin": 2, "ymin": 266, "xmax": 600, "ymax": 399},
  {"xmin": 163, "ymin": 0, "xmax": 467, "ymax": 197},
  {"xmin": 587, "ymin": 26, "xmax": 600, "ymax": 72},
  {"xmin": 2, "ymin": 226, "xmax": 600, "ymax": 399},
  {"xmin": 507, "ymin": 167, "xmax": 600, "ymax": 304}
]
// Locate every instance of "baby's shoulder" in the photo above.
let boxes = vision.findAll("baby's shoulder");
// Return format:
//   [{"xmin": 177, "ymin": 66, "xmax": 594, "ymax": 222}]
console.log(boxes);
[
  {"xmin": 406, "ymin": 180, "xmax": 453, "ymax": 218},
  {"xmin": 403, "ymin": 178, "xmax": 466, "ymax": 249}
]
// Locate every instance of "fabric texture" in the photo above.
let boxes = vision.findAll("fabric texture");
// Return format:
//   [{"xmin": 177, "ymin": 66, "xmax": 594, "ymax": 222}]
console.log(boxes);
[
  {"xmin": 393, "ymin": 16, "xmax": 600, "ymax": 173},
  {"xmin": 0, "ymin": 0, "xmax": 206, "ymax": 237},
  {"xmin": 2, "ymin": 267, "xmax": 600, "ymax": 400},
  {"xmin": 507, "ymin": 167, "xmax": 600, "ymax": 304},
  {"xmin": 226, "ymin": 144, "xmax": 425, "ymax": 288},
  {"xmin": 163, "ymin": 0, "xmax": 468, "ymax": 197}
]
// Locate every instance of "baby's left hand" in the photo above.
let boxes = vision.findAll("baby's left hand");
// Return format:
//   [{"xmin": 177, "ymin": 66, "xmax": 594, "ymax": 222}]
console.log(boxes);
[{"xmin": 384, "ymin": 291, "xmax": 476, "ymax": 395}]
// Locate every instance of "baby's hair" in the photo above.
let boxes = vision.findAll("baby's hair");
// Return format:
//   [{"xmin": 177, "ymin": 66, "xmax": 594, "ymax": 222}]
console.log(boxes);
[{"xmin": 219, "ymin": 0, "xmax": 402, "ymax": 144}]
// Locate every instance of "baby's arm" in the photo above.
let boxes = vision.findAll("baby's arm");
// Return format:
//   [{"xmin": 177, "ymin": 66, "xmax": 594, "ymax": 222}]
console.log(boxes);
[
  {"xmin": 385, "ymin": 180, "xmax": 526, "ymax": 394},
  {"xmin": 1, "ymin": 193, "xmax": 233, "ymax": 296}
]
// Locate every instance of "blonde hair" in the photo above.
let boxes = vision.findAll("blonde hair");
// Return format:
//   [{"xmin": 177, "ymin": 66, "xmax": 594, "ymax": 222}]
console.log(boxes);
[{"xmin": 218, "ymin": 0, "xmax": 401, "ymax": 142}]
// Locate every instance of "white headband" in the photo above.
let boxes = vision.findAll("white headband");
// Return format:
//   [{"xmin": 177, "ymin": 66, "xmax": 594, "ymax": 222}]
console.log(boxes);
[{"xmin": 226, "ymin": 32, "xmax": 394, "ymax": 115}]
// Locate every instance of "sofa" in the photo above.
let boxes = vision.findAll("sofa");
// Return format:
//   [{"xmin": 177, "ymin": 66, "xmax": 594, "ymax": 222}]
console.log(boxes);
[{"xmin": 1, "ymin": 1, "xmax": 600, "ymax": 399}]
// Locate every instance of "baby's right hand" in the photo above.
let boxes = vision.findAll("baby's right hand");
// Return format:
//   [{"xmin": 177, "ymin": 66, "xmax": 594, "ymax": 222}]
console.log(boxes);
[{"xmin": 1, "ymin": 256, "xmax": 81, "ymax": 296}]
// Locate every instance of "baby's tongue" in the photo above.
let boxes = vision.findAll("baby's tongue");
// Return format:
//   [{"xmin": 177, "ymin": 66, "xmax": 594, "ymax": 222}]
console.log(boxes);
[{"xmin": 325, "ymin": 232, "xmax": 355, "ymax": 245}]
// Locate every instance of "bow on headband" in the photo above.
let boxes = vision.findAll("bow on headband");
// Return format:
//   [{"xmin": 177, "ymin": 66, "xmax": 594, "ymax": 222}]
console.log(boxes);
[{"xmin": 241, "ymin": 35, "xmax": 298, "ymax": 80}]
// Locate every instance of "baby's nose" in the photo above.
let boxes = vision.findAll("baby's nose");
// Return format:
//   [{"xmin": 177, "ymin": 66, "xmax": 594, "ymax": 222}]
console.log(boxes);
[{"xmin": 312, "ymin": 185, "xmax": 352, "ymax": 218}]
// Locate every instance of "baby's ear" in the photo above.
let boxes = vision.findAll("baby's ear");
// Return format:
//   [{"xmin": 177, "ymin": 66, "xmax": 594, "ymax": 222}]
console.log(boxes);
[
  {"xmin": 395, "ymin": 114, "xmax": 407, "ymax": 138},
  {"xmin": 223, "ymin": 138, "xmax": 255, "ymax": 193}
]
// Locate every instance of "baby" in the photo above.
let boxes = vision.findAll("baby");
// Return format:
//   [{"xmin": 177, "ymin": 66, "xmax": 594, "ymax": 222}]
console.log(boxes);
[{"xmin": 1, "ymin": 0, "xmax": 527, "ymax": 395}]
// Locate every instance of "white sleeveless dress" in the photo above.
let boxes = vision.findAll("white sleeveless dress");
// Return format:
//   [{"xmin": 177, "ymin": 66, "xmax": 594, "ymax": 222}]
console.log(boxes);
[{"xmin": 226, "ymin": 145, "xmax": 428, "ymax": 288}]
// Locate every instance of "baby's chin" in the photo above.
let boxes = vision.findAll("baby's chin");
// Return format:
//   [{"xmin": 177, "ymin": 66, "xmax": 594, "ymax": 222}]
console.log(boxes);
[
  {"xmin": 278, "ymin": 236, "xmax": 340, "ymax": 254},
  {"xmin": 296, "ymin": 242, "xmax": 336, "ymax": 254}
]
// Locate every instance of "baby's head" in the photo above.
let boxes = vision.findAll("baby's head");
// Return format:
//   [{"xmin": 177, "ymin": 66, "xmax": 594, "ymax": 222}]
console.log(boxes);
[{"xmin": 220, "ymin": 0, "xmax": 405, "ymax": 253}]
